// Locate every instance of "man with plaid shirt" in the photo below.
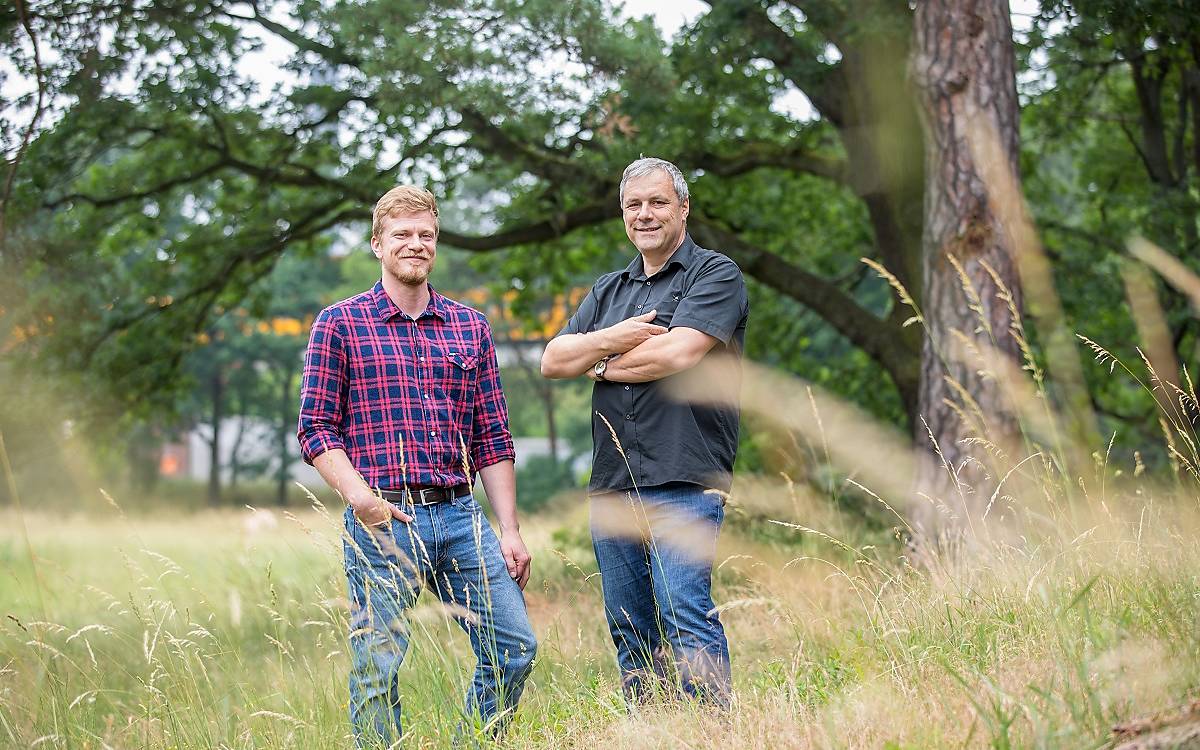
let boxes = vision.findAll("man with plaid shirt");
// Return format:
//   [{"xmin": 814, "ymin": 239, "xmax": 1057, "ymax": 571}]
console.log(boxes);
[{"xmin": 298, "ymin": 185, "xmax": 537, "ymax": 746}]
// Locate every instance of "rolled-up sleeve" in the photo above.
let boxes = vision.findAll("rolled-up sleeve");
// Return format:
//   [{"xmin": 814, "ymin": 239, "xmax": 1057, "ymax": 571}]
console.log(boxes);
[
  {"xmin": 297, "ymin": 307, "xmax": 348, "ymax": 464},
  {"xmin": 469, "ymin": 320, "xmax": 516, "ymax": 470}
]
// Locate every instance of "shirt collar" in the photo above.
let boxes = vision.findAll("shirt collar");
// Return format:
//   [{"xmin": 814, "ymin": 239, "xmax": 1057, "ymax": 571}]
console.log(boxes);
[
  {"xmin": 622, "ymin": 233, "xmax": 698, "ymax": 281},
  {"xmin": 371, "ymin": 280, "xmax": 447, "ymax": 321}
]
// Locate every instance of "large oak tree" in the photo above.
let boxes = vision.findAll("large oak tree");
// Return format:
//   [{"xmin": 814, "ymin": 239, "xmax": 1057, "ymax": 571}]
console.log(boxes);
[{"xmin": 10, "ymin": 1, "xmax": 1194, "ymax": 517}]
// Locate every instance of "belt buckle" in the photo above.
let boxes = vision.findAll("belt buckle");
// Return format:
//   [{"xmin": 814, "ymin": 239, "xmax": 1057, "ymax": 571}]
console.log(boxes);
[{"xmin": 414, "ymin": 487, "xmax": 440, "ymax": 506}]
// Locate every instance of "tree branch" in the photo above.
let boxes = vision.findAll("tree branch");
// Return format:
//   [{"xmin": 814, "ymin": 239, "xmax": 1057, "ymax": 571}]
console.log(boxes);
[
  {"xmin": 222, "ymin": 5, "xmax": 362, "ymax": 68},
  {"xmin": 1, "ymin": 0, "xmax": 47, "ymax": 244},
  {"xmin": 440, "ymin": 196, "xmax": 616, "ymax": 251},
  {"xmin": 704, "ymin": 0, "xmax": 845, "ymax": 125},
  {"xmin": 457, "ymin": 107, "xmax": 597, "ymax": 186},
  {"xmin": 1039, "ymin": 218, "xmax": 1125, "ymax": 254},
  {"xmin": 84, "ymin": 200, "xmax": 358, "ymax": 365},
  {"xmin": 284, "ymin": 90, "xmax": 375, "ymax": 136},
  {"xmin": 688, "ymin": 215, "xmax": 918, "ymax": 385},
  {"xmin": 45, "ymin": 161, "xmax": 228, "ymax": 209},
  {"xmin": 1126, "ymin": 49, "xmax": 1178, "ymax": 186},
  {"xmin": 196, "ymin": 109, "xmax": 378, "ymax": 201},
  {"xmin": 692, "ymin": 141, "xmax": 848, "ymax": 183}
]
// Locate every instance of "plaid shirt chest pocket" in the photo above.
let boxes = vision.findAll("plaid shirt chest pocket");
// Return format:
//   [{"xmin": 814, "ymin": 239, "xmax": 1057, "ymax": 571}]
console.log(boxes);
[{"xmin": 430, "ymin": 343, "xmax": 479, "ymax": 402}]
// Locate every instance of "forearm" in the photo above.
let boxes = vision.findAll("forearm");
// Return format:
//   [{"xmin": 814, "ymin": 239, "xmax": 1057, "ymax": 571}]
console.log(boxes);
[
  {"xmin": 477, "ymin": 459, "xmax": 520, "ymax": 534},
  {"xmin": 603, "ymin": 330, "xmax": 711, "ymax": 382},
  {"xmin": 540, "ymin": 331, "xmax": 620, "ymax": 379},
  {"xmin": 312, "ymin": 449, "xmax": 372, "ymax": 503}
]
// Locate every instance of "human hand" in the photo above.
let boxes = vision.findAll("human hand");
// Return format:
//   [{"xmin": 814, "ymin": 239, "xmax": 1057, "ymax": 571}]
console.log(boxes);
[
  {"xmin": 599, "ymin": 310, "xmax": 667, "ymax": 353},
  {"xmin": 349, "ymin": 488, "xmax": 413, "ymax": 526},
  {"xmin": 499, "ymin": 531, "xmax": 532, "ymax": 589}
]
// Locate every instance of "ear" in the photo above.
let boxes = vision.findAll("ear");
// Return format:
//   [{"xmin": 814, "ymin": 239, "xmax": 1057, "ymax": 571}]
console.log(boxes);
[
  {"xmin": 370, "ymin": 234, "xmax": 382, "ymax": 259},
  {"xmin": 680, "ymin": 197, "xmax": 690, "ymax": 222}
]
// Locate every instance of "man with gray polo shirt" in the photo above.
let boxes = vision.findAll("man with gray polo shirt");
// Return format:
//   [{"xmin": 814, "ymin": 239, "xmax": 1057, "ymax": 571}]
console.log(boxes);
[{"xmin": 540, "ymin": 157, "xmax": 748, "ymax": 707}]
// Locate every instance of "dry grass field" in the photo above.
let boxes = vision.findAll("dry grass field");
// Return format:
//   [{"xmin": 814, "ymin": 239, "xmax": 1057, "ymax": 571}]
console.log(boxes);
[{"xmin": 2, "ymin": 463, "xmax": 1198, "ymax": 749}]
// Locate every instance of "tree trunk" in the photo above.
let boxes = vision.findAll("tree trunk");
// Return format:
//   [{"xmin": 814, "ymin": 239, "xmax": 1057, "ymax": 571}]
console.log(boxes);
[
  {"xmin": 910, "ymin": 0, "xmax": 1025, "ymax": 537},
  {"xmin": 277, "ymin": 369, "xmax": 294, "ymax": 507},
  {"xmin": 207, "ymin": 367, "xmax": 224, "ymax": 507},
  {"xmin": 544, "ymin": 378, "xmax": 558, "ymax": 466},
  {"xmin": 1128, "ymin": 51, "xmax": 1176, "ymax": 187},
  {"xmin": 227, "ymin": 396, "xmax": 248, "ymax": 491}
]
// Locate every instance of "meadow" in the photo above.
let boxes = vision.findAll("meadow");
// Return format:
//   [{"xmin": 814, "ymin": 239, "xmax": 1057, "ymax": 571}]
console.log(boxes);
[{"xmin": 2, "ymin": 460, "xmax": 1198, "ymax": 749}]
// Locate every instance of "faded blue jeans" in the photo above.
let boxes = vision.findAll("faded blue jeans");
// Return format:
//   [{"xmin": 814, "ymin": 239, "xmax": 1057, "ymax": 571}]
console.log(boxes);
[
  {"xmin": 342, "ymin": 494, "xmax": 537, "ymax": 746},
  {"xmin": 589, "ymin": 481, "xmax": 731, "ymax": 707}
]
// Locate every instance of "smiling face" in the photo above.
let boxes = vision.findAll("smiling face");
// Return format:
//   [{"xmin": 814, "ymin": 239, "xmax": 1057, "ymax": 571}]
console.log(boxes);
[
  {"xmin": 371, "ymin": 210, "xmax": 438, "ymax": 286},
  {"xmin": 621, "ymin": 169, "xmax": 689, "ymax": 258}
]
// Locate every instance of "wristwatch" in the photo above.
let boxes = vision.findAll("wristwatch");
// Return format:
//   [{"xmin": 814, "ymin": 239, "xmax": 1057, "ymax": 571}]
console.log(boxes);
[{"xmin": 594, "ymin": 357, "xmax": 610, "ymax": 381}]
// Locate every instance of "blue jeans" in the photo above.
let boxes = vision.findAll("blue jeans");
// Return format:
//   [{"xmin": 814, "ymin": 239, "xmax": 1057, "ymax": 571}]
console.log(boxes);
[
  {"xmin": 342, "ymin": 494, "xmax": 537, "ymax": 746},
  {"xmin": 590, "ymin": 482, "xmax": 731, "ymax": 707}
]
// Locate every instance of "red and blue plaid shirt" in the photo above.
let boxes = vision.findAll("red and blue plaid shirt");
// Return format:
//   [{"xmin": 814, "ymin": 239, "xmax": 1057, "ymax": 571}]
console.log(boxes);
[{"xmin": 297, "ymin": 282, "xmax": 515, "ymax": 489}]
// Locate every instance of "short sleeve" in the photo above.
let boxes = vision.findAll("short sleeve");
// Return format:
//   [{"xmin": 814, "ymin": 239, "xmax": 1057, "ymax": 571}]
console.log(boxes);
[
  {"xmin": 668, "ymin": 259, "xmax": 747, "ymax": 345},
  {"xmin": 557, "ymin": 285, "xmax": 602, "ymax": 337}
]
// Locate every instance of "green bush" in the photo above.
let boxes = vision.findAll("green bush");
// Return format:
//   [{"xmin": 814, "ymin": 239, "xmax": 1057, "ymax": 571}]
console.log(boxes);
[{"xmin": 516, "ymin": 454, "xmax": 577, "ymax": 513}]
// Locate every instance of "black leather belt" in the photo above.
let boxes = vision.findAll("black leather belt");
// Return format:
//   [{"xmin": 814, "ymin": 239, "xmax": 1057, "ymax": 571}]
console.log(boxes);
[{"xmin": 377, "ymin": 484, "xmax": 470, "ymax": 506}]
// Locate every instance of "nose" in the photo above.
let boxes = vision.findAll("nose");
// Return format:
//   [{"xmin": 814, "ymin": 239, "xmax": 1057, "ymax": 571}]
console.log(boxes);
[{"xmin": 636, "ymin": 202, "xmax": 652, "ymax": 221}]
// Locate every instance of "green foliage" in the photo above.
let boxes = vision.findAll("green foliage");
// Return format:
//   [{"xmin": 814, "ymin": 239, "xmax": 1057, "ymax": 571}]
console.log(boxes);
[
  {"xmin": 2, "ymin": 0, "xmax": 921, "ymax": 441},
  {"xmin": 1022, "ymin": 0, "xmax": 1200, "ymax": 464},
  {"xmin": 3, "ymin": 0, "xmax": 1199, "ymax": 501},
  {"xmin": 514, "ymin": 454, "xmax": 578, "ymax": 513}
]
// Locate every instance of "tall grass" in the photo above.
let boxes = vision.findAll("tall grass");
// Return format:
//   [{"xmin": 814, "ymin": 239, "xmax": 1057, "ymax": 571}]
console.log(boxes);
[{"xmin": 2, "ymin": 455, "xmax": 1198, "ymax": 749}]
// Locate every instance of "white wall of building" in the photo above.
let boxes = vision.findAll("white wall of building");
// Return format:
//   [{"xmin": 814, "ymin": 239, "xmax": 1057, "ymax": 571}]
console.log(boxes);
[
  {"xmin": 181, "ymin": 418, "xmax": 581, "ymax": 488},
  {"xmin": 187, "ymin": 417, "xmax": 323, "ymax": 487}
]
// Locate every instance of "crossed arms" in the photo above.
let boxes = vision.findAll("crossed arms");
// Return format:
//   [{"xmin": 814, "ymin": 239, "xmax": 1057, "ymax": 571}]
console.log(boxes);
[{"xmin": 539, "ymin": 309, "xmax": 720, "ymax": 383}]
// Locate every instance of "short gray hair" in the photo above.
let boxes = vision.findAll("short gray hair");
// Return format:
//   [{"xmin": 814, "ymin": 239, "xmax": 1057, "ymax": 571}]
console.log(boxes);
[{"xmin": 619, "ymin": 157, "xmax": 689, "ymax": 206}]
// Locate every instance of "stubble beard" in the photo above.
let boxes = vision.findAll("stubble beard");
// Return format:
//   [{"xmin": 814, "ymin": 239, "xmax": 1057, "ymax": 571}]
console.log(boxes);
[{"xmin": 386, "ymin": 255, "xmax": 433, "ymax": 286}]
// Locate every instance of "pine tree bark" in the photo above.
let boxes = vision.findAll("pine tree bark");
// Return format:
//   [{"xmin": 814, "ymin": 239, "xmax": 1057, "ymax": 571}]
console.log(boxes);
[{"xmin": 910, "ymin": 0, "xmax": 1025, "ymax": 536}]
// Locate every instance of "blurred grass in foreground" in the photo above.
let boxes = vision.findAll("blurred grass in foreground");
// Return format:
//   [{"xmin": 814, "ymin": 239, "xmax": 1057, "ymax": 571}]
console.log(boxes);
[{"xmin": 1, "ymin": 471, "xmax": 1197, "ymax": 748}]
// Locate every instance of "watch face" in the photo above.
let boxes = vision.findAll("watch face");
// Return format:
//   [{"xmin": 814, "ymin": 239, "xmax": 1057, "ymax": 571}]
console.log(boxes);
[{"xmin": 595, "ymin": 359, "xmax": 606, "ymax": 378}]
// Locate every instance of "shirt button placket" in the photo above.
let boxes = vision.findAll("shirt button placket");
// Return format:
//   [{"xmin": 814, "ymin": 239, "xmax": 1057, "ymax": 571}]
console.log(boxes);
[
  {"xmin": 420, "ymin": 323, "xmax": 435, "ymax": 450},
  {"xmin": 413, "ymin": 318, "xmax": 430, "ymax": 429},
  {"xmin": 637, "ymin": 280, "xmax": 653, "ymax": 311}
]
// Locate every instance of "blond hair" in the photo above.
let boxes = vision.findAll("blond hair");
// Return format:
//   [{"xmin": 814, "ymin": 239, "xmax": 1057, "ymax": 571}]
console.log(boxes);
[{"xmin": 372, "ymin": 185, "xmax": 439, "ymax": 238}]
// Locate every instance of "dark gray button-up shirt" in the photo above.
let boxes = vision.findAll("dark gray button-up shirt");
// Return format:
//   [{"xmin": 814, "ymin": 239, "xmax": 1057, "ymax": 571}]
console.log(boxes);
[{"xmin": 558, "ymin": 234, "xmax": 749, "ymax": 493}]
